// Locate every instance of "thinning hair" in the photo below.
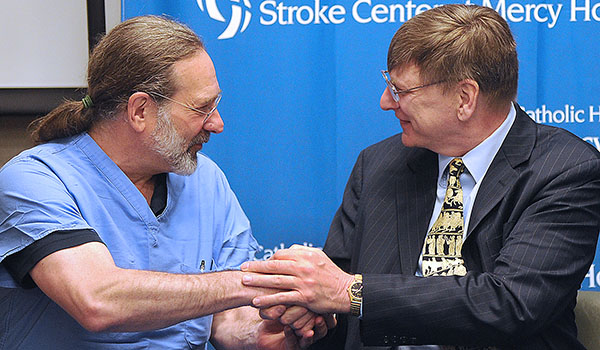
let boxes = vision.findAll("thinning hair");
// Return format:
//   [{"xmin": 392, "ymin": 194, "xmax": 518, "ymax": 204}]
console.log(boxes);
[
  {"xmin": 30, "ymin": 15, "xmax": 204, "ymax": 143},
  {"xmin": 387, "ymin": 4, "xmax": 518, "ymax": 107}
]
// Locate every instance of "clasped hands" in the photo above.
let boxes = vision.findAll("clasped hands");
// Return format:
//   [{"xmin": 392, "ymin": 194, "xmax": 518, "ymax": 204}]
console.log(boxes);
[{"xmin": 241, "ymin": 245, "xmax": 355, "ymax": 348}]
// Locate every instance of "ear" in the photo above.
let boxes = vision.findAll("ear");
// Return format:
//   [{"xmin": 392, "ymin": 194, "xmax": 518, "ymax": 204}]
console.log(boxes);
[
  {"xmin": 126, "ymin": 92, "xmax": 154, "ymax": 133},
  {"xmin": 456, "ymin": 79, "xmax": 479, "ymax": 122}
]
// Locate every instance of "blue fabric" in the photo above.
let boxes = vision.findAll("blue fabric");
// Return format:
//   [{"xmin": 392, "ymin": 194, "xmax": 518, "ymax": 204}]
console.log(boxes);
[{"xmin": 0, "ymin": 133, "xmax": 258, "ymax": 349}]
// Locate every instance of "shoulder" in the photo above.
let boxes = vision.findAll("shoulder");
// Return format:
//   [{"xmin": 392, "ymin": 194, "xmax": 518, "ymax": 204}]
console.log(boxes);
[
  {"xmin": 356, "ymin": 133, "xmax": 407, "ymax": 166},
  {"xmin": 362, "ymin": 133, "xmax": 405, "ymax": 155},
  {"xmin": 356, "ymin": 133, "xmax": 433, "ymax": 174},
  {"xmin": 512, "ymin": 105, "xmax": 599, "ymax": 162},
  {"xmin": 0, "ymin": 140, "xmax": 73, "ymax": 183},
  {"xmin": 2, "ymin": 135, "xmax": 83, "ymax": 169},
  {"xmin": 535, "ymin": 123, "xmax": 600, "ymax": 161},
  {"xmin": 508, "ymin": 122, "xmax": 600, "ymax": 192},
  {"xmin": 194, "ymin": 152, "xmax": 227, "ymax": 179},
  {"xmin": 504, "ymin": 109, "xmax": 599, "ymax": 175},
  {"xmin": 524, "ymin": 123, "xmax": 600, "ymax": 182}
]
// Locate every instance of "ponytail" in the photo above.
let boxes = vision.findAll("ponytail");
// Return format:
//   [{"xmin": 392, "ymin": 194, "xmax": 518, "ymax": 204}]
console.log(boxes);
[{"xmin": 28, "ymin": 99, "xmax": 93, "ymax": 144}]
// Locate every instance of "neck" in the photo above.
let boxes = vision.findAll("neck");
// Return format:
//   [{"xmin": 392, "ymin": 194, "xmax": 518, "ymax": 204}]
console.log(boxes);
[{"xmin": 89, "ymin": 118, "xmax": 166, "ymax": 204}]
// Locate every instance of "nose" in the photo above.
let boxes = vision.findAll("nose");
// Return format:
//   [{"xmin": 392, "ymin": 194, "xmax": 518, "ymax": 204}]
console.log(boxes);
[
  {"xmin": 380, "ymin": 87, "xmax": 398, "ymax": 111},
  {"xmin": 203, "ymin": 109, "xmax": 224, "ymax": 134}
]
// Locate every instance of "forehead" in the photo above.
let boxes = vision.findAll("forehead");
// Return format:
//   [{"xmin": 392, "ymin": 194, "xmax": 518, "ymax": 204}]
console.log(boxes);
[
  {"xmin": 170, "ymin": 50, "xmax": 220, "ymax": 101},
  {"xmin": 389, "ymin": 63, "xmax": 422, "ymax": 86}
]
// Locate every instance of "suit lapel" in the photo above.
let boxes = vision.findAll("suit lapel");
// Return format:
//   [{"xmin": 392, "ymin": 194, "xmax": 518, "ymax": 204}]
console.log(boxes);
[
  {"xmin": 397, "ymin": 147, "xmax": 438, "ymax": 274},
  {"xmin": 467, "ymin": 105, "xmax": 537, "ymax": 237}
]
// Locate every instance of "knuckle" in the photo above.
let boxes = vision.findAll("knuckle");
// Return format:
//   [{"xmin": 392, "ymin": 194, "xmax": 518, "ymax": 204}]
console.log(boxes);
[
  {"xmin": 293, "ymin": 320, "xmax": 305, "ymax": 329},
  {"xmin": 273, "ymin": 276, "xmax": 285, "ymax": 287},
  {"xmin": 304, "ymin": 290, "xmax": 316, "ymax": 303},
  {"xmin": 266, "ymin": 260, "xmax": 280, "ymax": 272},
  {"xmin": 304, "ymin": 277, "xmax": 317, "ymax": 288},
  {"xmin": 281, "ymin": 312, "xmax": 299, "ymax": 325}
]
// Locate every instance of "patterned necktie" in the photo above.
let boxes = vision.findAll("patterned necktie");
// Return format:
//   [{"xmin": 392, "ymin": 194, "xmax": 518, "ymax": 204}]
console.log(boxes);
[{"xmin": 422, "ymin": 158, "xmax": 467, "ymax": 277}]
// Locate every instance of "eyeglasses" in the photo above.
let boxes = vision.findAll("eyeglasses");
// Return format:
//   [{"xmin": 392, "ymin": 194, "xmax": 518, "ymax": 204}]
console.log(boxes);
[
  {"xmin": 381, "ymin": 70, "xmax": 446, "ymax": 102},
  {"xmin": 149, "ymin": 91, "xmax": 222, "ymax": 124}
]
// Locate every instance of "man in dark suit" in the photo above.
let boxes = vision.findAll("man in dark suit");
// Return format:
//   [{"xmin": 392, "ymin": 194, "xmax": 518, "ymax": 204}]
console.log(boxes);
[{"xmin": 241, "ymin": 4, "xmax": 600, "ymax": 349}]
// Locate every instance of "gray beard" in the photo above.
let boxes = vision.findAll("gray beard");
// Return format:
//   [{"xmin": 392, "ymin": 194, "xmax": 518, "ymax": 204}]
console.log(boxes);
[{"xmin": 149, "ymin": 107, "xmax": 210, "ymax": 176}]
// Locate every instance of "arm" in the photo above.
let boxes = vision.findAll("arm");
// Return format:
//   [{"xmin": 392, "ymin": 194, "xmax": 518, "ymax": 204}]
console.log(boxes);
[
  {"xmin": 29, "ymin": 241, "xmax": 271, "ymax": 332},
  {"xmin": 321, "ymin": 150, "xmax": 365, "ymax": 273}
]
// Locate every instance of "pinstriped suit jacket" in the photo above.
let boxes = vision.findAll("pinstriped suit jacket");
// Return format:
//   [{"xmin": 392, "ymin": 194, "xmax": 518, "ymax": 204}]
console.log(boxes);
[{"xmin": 315, "ymin": 107, "xmax": 600, "ymax": 350}]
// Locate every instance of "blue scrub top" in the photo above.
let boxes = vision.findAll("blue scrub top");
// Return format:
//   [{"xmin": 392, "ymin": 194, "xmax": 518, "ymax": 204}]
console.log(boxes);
[{"xmin": 0, "ymin": 133, "xmax": 259, "ymax": 349}]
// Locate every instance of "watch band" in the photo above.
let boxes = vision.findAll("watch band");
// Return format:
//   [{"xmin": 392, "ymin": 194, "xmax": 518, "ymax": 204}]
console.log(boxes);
[{"xmin": 348, "ymin": 274, "xmax": 363, "ymax": 317}]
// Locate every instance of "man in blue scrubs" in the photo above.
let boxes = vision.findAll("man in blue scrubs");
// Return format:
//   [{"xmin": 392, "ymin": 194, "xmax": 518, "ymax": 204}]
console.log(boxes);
[{"xmin": 0, "ymin": 15, "xmax": 327, "ymax": 349}]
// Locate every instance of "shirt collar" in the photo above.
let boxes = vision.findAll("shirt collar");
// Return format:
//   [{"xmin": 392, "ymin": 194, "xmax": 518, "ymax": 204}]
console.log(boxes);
[{"xmin": 437, "ymin": 103, "xmax": 517, "ymax": 183}]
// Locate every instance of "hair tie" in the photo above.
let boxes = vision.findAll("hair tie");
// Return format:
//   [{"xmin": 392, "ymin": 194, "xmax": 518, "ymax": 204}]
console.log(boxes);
[{"xmin": 82, "ymin": 95, "xmax": 94, "ymax": 109}]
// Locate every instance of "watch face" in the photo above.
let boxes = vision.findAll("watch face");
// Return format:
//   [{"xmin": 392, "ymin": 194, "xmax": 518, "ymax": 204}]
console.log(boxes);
[{"xmin": 351, "ymin": 283, "xmax": 363, "ymax": 298}]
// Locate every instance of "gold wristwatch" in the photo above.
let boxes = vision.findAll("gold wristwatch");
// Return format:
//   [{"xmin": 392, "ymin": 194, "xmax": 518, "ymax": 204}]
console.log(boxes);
[{"xmin": 347, "ymin": 274, "xmax": 363, "ymax": 317}]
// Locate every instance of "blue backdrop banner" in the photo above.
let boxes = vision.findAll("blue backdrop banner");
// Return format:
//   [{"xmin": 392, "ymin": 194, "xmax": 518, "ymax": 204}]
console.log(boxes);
[{"xmin": 123, "ymin": 0, "xmax": 600, "ymax": 291}]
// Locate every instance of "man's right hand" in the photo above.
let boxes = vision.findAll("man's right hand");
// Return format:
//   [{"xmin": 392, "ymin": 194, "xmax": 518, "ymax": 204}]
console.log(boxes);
[{"xmin": 241, "ymin": 245, "xmax": 355, "ymax": 315}]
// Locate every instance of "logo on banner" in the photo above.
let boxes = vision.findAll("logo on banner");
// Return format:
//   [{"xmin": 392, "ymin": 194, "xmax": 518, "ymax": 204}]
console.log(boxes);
[
  {"xmin": 196, "ymin": 0, "xmax": 600, "ymax": 40},
  {"xmin": 196, "ymin": 0, "xmax": 252, "ymax": 39}
]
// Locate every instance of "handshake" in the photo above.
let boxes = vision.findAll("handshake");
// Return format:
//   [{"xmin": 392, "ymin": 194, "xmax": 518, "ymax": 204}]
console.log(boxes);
[{"xmin": 241, "ymin": 245, "xmax": 358, "ymax": 348}]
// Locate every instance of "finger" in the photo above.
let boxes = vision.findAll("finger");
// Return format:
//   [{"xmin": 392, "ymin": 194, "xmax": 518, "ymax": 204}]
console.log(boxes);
[
  {"xmin": 279, "ymin": 305, "xmax": 309, "ymax": 325},
  {"xmin": 293, "ymin": 314, "xmax": 315, "ymax": 337},
  {"xmin": 259, "ymin": 304, "xmax": 287, "ymax": 320},
  {"xmin": 252, "ymin": 291, "xmax": 306, "ymax": 308},
  {"xmin": 312, "ymin": 315, "xmax": 328, "ymax": 341},
  {"xmin": 298, "ymin": 328, "xmax": 315, "ymax": 349},
  {"xmin": 289, "ymin": 312, "xmax": 313, "ymax": 333},
  {"xmin": 241, "ymin": 260, "xmax": 298, "ymax": 275},
  {"xmin": 273, "ymin": 246, "xmax": 316, "ymax": 260},
  {"xmin": 242, "ymin": 273, "xmax": 298, "ymax": 290}
]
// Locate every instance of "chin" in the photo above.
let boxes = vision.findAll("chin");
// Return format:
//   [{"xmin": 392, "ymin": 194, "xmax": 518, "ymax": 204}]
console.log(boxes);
[
  {"xmin": 401, "ymin": 134, "xmax": 430, "ymax": 150},
  {"xmin": 169, "ymin": 154, "xmax": 198, "ymax": 176}
]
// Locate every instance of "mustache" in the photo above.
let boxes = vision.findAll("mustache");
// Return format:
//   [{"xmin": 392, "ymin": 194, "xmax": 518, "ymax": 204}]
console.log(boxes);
[{"xmin": 189, "ymin": 130, "xmax": 210, "ymax": 148}]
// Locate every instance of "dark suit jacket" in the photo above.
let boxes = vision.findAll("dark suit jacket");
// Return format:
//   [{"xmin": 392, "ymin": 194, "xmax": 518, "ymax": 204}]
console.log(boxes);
[{"xmin": 315, "ymin": 106, "xmax": 600, "ymax": 350}]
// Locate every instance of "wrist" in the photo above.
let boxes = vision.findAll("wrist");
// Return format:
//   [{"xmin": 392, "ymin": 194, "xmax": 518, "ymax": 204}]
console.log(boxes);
[
  {"xmin": 339, "ymin": 274, "xmax": 354, "ymax": 313},
  {"xmin": 216, "ymin": 270, "xmax": 257, "ymax": 307}
]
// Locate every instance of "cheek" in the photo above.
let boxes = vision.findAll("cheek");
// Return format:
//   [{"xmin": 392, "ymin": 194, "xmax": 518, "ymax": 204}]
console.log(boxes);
[{"xmin": 178, "ymin": 120, "xmax": 204, "ymax": 140}]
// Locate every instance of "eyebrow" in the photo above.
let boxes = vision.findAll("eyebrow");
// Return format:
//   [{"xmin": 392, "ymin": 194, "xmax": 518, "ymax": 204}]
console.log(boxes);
[
  {"xmin": 188, "ymin": 91, "xmax": 222, "ymax": 109},
  {"xmin": 390, "ymin": 77, "xmax": 408, "ymax": 91}
]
